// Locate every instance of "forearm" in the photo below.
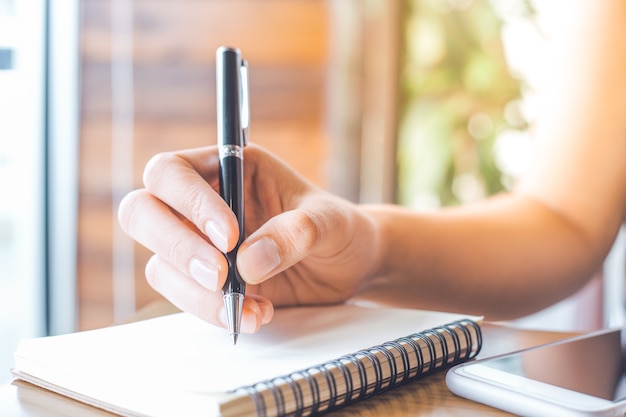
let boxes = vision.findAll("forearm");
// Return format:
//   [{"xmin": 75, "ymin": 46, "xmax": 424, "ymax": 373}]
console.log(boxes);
[
  {"xmin": 354, "ymin": 2, "xmax": 626, "ymax": 320},
  {"xmin": 358, "ymin": 194, "xmax": 616, "ymax": 320}
]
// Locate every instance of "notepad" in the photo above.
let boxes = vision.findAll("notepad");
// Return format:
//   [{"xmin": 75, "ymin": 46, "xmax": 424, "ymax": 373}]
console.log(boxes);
[{"xmin": 11, "ymin": 304, "xmax": 482, "ymax": 417}]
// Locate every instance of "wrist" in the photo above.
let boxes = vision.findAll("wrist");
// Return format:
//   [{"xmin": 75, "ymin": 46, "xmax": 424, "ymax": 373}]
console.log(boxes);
[{"xmin": 359, "ymin": 204, "xmax": 392, "ymax": 282}]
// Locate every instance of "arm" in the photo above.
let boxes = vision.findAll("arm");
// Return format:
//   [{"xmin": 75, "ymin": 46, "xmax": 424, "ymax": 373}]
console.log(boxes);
[
  {"xmin": 118, "ymin": 1, "xmax": 626, "ymax": 330},
  {"xmin": 357, "ymin": 1, "xmax": 626, "ymax": 319}
]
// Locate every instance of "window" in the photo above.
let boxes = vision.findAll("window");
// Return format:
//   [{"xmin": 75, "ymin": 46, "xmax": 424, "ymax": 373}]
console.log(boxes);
[
  {"xmin": 0, "ymin": 0, "xmax": 46, "ymax": 384},
  {"xmin": 0, "ymin": 0, "xmax": 79, "ymax": 383}
]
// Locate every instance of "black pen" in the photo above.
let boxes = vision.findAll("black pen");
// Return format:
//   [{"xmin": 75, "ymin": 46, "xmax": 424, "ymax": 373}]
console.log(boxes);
[{"xmin": 216, "ymin": 46, "xmax": 249, "ymax": 345}]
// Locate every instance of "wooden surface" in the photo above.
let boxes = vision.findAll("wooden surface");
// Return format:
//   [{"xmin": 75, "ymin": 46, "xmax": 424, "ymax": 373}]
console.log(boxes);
[{"xmin": 2, "ymin": 301, "xmax": 579, "ymax": 417}]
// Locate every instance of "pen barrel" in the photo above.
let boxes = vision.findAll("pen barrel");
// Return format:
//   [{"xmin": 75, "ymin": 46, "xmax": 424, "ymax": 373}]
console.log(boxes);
[
  {"xmin": 216, "ymin": 47, "xmax": 244, "ymax": 148},
  {"xmin": 216, "ymin": 46, "xmax": 246, "ymax": 296},
  {"xmin": 223, "ymin": 251, "xmax": 246, "ymax": 294},
  {"xmin": 218, "ymin": 154, "xmax": 244, "ymax": 239},
  {"xmin": 218, "ymin": 154, "xmax": 246, "ymax": 293}
]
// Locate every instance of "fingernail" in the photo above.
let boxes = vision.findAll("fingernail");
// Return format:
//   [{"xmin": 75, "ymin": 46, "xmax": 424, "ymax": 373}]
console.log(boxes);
[
  {"xmin": 205, "ymin": 221, "xmax": 229, "ymax": 252},
  {"xmin": 239, "ymin": 237, "xmax": 280, "ymax": 283},
  {"xmin": 189, "ymin": 258, "xmax": 219, "ymax": 291}
]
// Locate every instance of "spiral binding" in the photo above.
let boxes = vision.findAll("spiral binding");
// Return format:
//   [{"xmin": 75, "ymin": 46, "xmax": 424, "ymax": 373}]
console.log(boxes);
[{"xmin": 235, "ymin": 319, "xmax": 482, "ymax": 417}]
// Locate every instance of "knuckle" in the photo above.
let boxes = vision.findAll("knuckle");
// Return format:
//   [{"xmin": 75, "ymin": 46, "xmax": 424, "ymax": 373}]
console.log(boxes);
[
  {"xmin": 143, "ymin": 151, "xmax": 176, "ymax": 189},
  {"xmin": 186, "ymin": 184, "xmax": 211, "ymax": 225},
  {"xmin": 289, "ymin": 211, "xmax": 321, "ymax": 253},
  {"xmin": 165, "ymin": 235, "xmax": 189, "ymax": 272}
]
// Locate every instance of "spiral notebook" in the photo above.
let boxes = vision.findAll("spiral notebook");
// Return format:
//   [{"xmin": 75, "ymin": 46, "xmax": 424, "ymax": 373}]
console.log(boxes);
[{"xmin": 11, "ymin": 304, "xmax": 482, "ymax": 417}]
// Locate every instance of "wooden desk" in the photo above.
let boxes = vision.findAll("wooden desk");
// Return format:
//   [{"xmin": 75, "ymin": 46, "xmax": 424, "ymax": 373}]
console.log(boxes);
[{"xmin": 0, "ymin": 303, "xmax": 578, "ymax": 417}]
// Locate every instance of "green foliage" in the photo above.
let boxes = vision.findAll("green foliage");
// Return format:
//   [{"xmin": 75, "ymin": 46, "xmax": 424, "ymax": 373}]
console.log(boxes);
[{"xmin": 398, "ymin": 0, "xmax": 525, "ymax": 208}]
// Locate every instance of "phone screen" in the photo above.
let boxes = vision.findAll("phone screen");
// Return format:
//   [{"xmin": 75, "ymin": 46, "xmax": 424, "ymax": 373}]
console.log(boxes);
[{"xmin": 477, "ymin": 328, "xmax": 626, "ymax": 402}]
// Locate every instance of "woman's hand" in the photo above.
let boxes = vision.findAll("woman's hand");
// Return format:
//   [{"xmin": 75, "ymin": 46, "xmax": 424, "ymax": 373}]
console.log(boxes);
[{"xmin": 118, "ymin": 144, "xmax": 381, "ymax": 333}]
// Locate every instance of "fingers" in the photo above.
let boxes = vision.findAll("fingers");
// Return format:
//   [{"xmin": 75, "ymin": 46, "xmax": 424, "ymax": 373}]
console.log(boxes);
[
  {"xmin": 142, "ymin": 150, "xmax": 238, "ymax": 253},
  {"xmin": 118, "ymin": 188, "xmax": 227, "ymax": 292},
  {"xmin": 237, "ymin": 208, "xmax": 325, "ymax": 284},
  {"xmin": 145, "ymin": 255, "xmax": 274, "ymax": 333}
]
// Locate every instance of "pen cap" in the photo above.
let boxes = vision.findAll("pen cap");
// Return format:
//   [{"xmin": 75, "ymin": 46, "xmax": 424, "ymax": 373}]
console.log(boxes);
[{"xmin": 216, "ymin": 47, "xmax": 244, "ymax": 148}]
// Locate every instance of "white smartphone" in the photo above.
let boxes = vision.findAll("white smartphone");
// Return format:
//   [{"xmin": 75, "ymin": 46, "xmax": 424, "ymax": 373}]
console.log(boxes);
[{"xmin": 446, "ymin": 327, "xmax": 626, "ymax": 417}]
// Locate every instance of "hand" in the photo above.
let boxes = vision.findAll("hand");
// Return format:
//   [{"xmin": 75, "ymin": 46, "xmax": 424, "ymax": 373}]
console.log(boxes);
[{"xmin": 118, "ymin": 144, "xmax": 381, "ymax": 333}]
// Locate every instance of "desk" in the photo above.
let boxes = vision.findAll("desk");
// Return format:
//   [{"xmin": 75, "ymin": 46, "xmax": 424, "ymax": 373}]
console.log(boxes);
[{"xmin": 0, "ymin": 303, "xmax": 578, "ymax": 417}]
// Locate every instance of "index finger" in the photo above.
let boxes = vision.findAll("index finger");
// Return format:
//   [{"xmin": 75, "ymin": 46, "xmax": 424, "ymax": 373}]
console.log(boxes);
[{"xmin": 142, "ymin": 147, "xmax": 238, "ymax": 253}]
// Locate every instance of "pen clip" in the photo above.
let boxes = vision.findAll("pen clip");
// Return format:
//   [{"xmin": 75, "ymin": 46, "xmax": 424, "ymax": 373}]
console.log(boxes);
[{"xmin": 240, "ymin": 60, "xmax": 250, "ymax": 146}]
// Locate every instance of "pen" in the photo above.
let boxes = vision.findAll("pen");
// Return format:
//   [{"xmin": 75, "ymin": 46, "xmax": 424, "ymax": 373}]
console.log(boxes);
[{"xmin": 216, "ymin": 46, "xmax": 249, "ymax": 345}]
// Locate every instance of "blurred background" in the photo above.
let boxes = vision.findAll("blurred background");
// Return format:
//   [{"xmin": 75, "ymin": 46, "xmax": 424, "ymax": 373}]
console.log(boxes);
[{"xmin": 1, "ymin": 0, "xmax": 623, "ymax": 385}]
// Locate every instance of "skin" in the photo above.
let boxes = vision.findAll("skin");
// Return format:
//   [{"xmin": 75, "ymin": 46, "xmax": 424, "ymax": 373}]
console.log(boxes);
[{"xmin": 118, "ymin": 1, "xmax": 626, "ymax": 333}]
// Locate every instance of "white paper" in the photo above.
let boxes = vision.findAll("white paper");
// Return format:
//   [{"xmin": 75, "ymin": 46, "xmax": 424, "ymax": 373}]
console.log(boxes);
[{"xmin": 13, "ymin": 304, "xmax": 478, "ymax": 417}]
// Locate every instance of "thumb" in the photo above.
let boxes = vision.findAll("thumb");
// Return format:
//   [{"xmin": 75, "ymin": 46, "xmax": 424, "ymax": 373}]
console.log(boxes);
[{"xmin": 237, "ymin": 210, "xmax": 321, "ymax": 284}]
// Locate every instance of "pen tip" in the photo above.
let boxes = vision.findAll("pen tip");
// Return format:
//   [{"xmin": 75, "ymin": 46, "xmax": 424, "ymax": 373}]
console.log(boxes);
[{"xmin": 223, "ymin": 293, "xmax": 244, "ymax": 346}]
